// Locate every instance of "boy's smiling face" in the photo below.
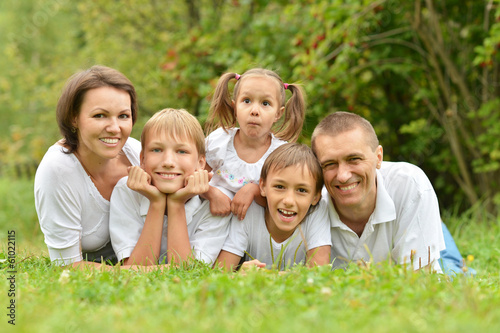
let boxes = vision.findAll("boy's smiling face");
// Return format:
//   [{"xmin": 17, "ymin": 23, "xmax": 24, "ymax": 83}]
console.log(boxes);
[
  {"xmin": 141, "ymin": 131, "xmax": 205, "ymax": 194},
  {"xmin": 260, "ymin": 164, "xmax": 320, "ymax": 242}
]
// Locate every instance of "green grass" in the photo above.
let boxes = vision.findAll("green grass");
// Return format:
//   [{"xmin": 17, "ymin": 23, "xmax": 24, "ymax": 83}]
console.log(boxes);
[{"xmin": 1, "ymin": 178, "xmax": 500, "ymax": 333}]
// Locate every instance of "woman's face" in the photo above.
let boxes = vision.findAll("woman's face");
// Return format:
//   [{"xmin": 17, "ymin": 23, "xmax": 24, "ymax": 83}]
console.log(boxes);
[{"xmin": 73, "ymin": 86, "xmax": 133, "ymax": 161}]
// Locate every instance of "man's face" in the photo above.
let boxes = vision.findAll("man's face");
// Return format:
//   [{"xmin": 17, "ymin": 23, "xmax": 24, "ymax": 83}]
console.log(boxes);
[{"xmin": 314, "ymin": 127, "xmax": 382, "ymax": 216}]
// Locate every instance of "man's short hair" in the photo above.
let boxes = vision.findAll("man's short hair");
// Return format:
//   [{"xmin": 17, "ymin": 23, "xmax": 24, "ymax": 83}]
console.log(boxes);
[{"xmin": 311, "ymin": 111, "xmax": 379, "ymax": 153}]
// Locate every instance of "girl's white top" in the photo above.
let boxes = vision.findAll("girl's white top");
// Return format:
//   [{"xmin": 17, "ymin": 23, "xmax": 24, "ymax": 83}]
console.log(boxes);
[
  {"xmin": 34, "ymin": 138, "xmax": 141, "ymax": 265},
  {"xmin": 205, "ymin": 127, "xmax": 287, "ymax": 198}
]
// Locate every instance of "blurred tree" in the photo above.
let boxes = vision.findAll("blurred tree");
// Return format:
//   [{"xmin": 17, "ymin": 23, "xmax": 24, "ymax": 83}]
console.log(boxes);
[
  {"xmin": 288, "ymin": 0, "xmax": 500, "ymax": 213},
  {"xmin": 1, "ymin": 0, "xmax": 499, "ymax": 213},
  {"xmin": 0, "ymin": 0, "xmax": 83, "ymax": 176}
]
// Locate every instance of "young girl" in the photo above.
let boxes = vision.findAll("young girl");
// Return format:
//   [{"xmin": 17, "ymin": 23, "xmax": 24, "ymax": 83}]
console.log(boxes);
[
  {"xmin": 215, "ymin": 143, "xmax": 331, "ymax": 271},
  {"xmin": 203, "ymin": 68, "xmax": 306, "ymax": 221}
]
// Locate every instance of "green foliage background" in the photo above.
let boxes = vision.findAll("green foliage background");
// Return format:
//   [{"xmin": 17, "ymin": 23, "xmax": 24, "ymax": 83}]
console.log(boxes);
[{"xmin": 1, "ymin": 0, "xmax": 500, "ymax": 213}]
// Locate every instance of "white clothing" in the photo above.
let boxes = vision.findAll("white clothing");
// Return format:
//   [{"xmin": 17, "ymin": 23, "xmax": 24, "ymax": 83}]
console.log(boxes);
[
  {"xmin": 109, "ymin": 177, "xmax": 230, "ymax": 265},
  {"xmin": 205, "ymin": 127, "xmax": 287, "ymax": 198},
  {"xmin": 34, "ymin": 138, "xmax": 141, "ymax": 266},
  {"xmin": 325, "ymin": 161, "xmax": 445, "ymax": 272},
  {"xmin": 222, "ymin": 200, "xmax": 332, "ymax": 270}
]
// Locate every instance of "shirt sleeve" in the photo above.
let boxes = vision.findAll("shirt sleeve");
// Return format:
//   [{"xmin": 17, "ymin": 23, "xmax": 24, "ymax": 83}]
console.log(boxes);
[
  {"xmin": 221, "ymin": 214, "xmax": 250, "ymax": 258},
  {"xmin": 205, "ymin": 128, "xmax": 231, "ymax": 170},
  {"xmin": 390, "ymin": 166, "xmax": 445, "ymax": 272},
  {"xmin": 303, "ymin": 200, "xmax": 333, "ymax": 250},
  {"xmin": 34, "ymin": 154, "xmax": 84, "ymax": 266},
  {"xmin": 188, "ymin": 201, "xmax": 231, "ymax": 265},
  {"xmin": 109, "ymin": 177, "xmax": 146, "ymax": 262}
]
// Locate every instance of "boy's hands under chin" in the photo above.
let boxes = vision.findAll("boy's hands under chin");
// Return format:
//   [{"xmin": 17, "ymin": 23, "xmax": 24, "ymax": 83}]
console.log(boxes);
[
  {"xmin": 127, "ymin": 166, "xmax": 165, "ymax": 202},
  {"xmin": 168, "ymin": 169, "xmax": 210, "ymax": 204}
]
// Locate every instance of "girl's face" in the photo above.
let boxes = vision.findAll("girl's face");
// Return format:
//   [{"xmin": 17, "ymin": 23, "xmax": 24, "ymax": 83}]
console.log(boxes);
[
  {"xmin": 233, "ymin": 76, "xmax": 284, "ymax": 142},
  {"xmin": 74, "ymin": 86, "xmax": 133, "ymax": 161},
  {"xmin": 260, "ymin": 164, "xmax": 321, "ymax": 241}
]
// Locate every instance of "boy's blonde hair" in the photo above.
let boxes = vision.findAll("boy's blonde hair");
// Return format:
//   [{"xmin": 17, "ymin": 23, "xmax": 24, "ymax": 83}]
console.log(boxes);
[{"xmin": 141, "ymin": 108, "xmax": 205, "ymax": 156}]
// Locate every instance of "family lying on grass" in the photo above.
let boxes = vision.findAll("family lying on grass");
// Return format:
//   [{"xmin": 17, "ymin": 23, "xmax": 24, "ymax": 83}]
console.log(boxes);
[{"xmin": 34, "ymin": 65, "xmax": 474, "ymax": 276}]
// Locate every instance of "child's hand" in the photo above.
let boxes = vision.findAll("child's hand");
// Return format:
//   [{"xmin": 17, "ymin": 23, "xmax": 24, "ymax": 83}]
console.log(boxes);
[
  {"xmin": 206, "ymin": 187, "xmax": 232, "ymax": 217},
  {"xmin": 168, "ymin": 169, "xmax": 209, "ymax": 204},
  {"xmin": 231, "ymin": 183, "xmax": 260, "ymax": 220},
  {"xmin": 240, "ymin": 259, "xmax": 266, "ymax": 272},
  {"xmin": 127, "ymin": 166, "xmax": 165, "ymax": 202}
]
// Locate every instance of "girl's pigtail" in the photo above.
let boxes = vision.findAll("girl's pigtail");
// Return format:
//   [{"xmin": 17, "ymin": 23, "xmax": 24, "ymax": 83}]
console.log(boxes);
[
  {"xmin": 276, "ymin": 83, "xmax": 306, "ymax": 143},
  {"xmin": 205, "ymin": 72, "xmax": 239, "ymax": 135}
]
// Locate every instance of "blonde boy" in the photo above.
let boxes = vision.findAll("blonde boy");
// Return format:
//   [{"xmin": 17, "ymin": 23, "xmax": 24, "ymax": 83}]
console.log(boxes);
[{"xmin": 110, "ymin": 108, "xmax": 230, "ymax": 266}]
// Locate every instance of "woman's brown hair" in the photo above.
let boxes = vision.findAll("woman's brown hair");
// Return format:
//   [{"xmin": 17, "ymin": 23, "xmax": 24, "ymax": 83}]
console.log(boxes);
[{"xmin": 56, "ymin": 65, "xmax": 138, "ymax": 153}]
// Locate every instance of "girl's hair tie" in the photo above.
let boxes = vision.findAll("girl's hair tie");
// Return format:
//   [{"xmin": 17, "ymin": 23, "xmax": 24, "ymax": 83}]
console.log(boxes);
[
  {"xmin": 284, "ymin": 83, "xmax": 289, "ymax": 90},
  {"xmin": 235, "ymin": 74, "xmax": 241, "ymax": 80}
]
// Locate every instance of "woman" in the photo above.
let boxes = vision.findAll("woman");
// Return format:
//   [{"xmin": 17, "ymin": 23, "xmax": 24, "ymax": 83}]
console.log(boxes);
[{"xmin": 34, "ymin": 65, "xmax": 141, "ymax": 268}]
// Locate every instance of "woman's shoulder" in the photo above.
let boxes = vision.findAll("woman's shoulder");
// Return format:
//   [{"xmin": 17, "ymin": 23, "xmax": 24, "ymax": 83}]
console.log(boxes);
[
  {"xmin": 36, "ymin": 143, "xmax": 78, "ymax": 173},
  {"xmin": 124, "ymin": 137, "xmax": 141, "ymax": 150},
  {"xmin": 122, "ymin": 137, "xmax": 141, "ymax": 165},
  {"xmin": 35, "ymin": 143, "xmax": 86, "ymax": 193}
]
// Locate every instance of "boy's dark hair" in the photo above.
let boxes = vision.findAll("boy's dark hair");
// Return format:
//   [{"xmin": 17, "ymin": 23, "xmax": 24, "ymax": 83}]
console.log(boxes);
[{"xmin": 261, "ymin": 142, "xmax": 323, "ymax": 195}]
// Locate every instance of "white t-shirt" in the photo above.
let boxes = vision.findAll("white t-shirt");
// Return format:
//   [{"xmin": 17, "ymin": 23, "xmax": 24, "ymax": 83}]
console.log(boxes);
[
  {"xmin": 325, "ymin": 161, "xmax": 445, "ymax": 272},
  {"xmin": 222, "ymin": 200, "xmax": 332, "ymax": 270},
  {"xmin": 34, "ymin": 138, "xmax": 141, "ymax": 266},
  {"xmin": 205, "ymin": 127, "xmax": 287, "ymax": 197},
  {"xmin": 109, "ymin": 177, "xmax": 230, "ymax": 265}
]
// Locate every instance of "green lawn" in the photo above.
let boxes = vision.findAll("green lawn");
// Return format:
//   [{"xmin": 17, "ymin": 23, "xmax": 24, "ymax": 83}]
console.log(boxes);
[{"xmin": 1, "ymin": 178, "xmax": 499, "ymax": 333}]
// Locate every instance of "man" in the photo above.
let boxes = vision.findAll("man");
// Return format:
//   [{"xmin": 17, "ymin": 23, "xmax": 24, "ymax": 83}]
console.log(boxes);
[{"xmin": 312, "ymin": 111, "xmax": 469, "ymax": 274}]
